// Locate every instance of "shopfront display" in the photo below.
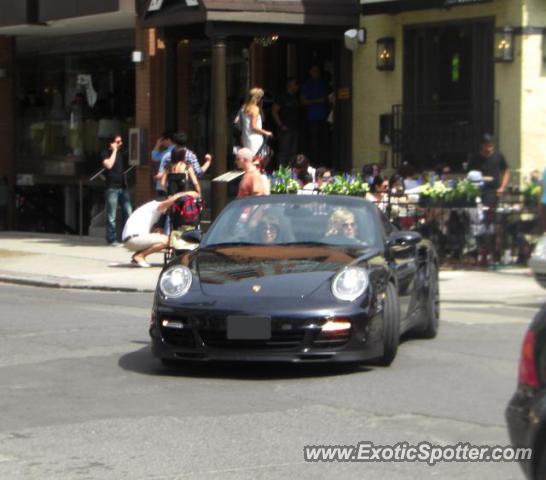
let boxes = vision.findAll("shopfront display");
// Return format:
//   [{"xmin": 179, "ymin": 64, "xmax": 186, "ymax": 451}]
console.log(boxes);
[{"xmin": 17, "ymin": 49, "xmax": 135, "ymax": 177}]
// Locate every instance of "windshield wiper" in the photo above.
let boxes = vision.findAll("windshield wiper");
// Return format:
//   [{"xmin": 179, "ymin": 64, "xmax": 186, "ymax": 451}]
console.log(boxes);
[
  {"xmin": 203, "ymin": 242, "xmax": 261, "ymax": 247},
  {"xmin": 277, "ymin": 241, "xmax": 332, "ymax": 246}
]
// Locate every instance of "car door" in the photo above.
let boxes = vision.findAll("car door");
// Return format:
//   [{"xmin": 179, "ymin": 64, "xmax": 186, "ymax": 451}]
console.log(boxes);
[{"xmin": 380, "ymin": 213, "xmax": 418, "ymax": 322}]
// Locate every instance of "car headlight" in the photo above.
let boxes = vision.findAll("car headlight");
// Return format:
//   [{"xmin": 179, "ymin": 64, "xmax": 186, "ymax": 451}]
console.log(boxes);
[
  {"xmin": 331, "ymin": 267, "xmax": 369, "ymax": 301},
  {"xmin": 159, "ymin": 266, "xmax": 192, "ymax": 298},
  {"xmin": 532, "ymin": 237, "xmax": 546, "ymax": 258}
]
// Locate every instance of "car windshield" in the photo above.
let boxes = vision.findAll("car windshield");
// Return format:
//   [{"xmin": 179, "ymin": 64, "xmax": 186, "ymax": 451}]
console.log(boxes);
[{"xmin": 203, "ymin": 196, "xmax": 382, "ymax": 248}]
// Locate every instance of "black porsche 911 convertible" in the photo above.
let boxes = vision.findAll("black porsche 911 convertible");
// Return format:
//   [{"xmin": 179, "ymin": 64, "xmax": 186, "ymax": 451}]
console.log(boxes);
[{"xmin": 150, "ymin": 194, "xmax": 439, "ymax": 366}]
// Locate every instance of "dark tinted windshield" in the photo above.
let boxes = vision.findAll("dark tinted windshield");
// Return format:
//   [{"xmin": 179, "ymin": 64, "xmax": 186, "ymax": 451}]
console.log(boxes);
[{"xmin": 203, "ymin": 197, "xmax": 382, "ymax": 248}]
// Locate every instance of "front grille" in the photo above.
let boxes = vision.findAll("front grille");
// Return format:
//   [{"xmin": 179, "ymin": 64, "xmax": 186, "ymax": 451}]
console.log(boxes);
[
  {"xmin": 199, "ymin": 329, "xmax": 305, "ymax": 350},
  {"xmin": 162, "ymin": 329, "xmax": 195, "ymax": 348},
  {"xmin": 312, "ymin": 331, "xmax": 351, "ymax": 349}
]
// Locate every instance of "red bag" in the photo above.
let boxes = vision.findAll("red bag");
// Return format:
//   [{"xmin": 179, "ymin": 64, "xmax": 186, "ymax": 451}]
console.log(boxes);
[{"xmin": 171, "ymin": 196, "xmax": 201, "ymax": 227}]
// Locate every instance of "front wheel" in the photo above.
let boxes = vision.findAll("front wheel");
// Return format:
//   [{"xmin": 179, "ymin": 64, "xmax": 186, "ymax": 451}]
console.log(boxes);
[
  {"xmin": 417, "ymin": 262, "xmax": 440, "ymax": 339},
  {"xmin": 376, "ymin": 282, "xmax": 400, "ymax": 366}
]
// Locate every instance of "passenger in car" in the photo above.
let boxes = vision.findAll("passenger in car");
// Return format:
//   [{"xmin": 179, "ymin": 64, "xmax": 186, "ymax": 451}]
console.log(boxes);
[{"xmin": 325, "ymin": 208, "xmax": 358, "ymax": 240}]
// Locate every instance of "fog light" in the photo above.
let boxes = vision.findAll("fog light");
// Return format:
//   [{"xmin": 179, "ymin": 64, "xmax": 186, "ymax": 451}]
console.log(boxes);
[
  {"xmin": 162, "ymin": 320, "xmax": 185, "ymax": 329},
  {"xmin": 322, "ymin": 320, "xmax": 351, "ymax": 332}
]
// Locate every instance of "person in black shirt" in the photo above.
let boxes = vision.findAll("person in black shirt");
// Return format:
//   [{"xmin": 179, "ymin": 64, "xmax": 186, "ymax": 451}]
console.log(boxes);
[
  {"xmin": 102, "ymin": 134, "xmax": 132, "ymax": 245},
  {"xmin": 272, "ymin": 77, "xmax": 300, "ymax": 167},
  {"xmin": 468, "ymin": 133, "xmax": 510, "ymax": 201},
  {"xmin": 469, "ymin": 133, "xmax": 510, "ymax": 264}
]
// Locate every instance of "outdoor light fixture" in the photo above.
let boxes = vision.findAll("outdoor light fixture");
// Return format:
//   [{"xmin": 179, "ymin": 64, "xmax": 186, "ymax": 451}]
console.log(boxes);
[
  {"xmin": 376, "ymin": 37, "xmax": 395, "ymax": 71},
  {"xmin": 344, "ymin": 28, "xmax": 367, "ymax": 51},
  {"xmin": 253, "ymin": 35, "xmax": 279, "ymax": 47},
  {"xmin": 131, "ymin": 51, "xmax": 143, "ymax": 63},
  {"xmin": 494, "ymin": 27, "xmax": 514, "ymax": 63}
]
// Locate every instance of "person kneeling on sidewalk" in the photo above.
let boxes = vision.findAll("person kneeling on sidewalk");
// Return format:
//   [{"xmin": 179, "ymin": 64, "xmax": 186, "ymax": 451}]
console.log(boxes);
[{"xmin": 122, "ymin": 192, "xmax": 198, "ymax": 267}]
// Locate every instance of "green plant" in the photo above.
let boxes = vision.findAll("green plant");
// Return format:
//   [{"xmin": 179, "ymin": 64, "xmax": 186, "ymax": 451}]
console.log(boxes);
[
  {"xmin": 523, "ymin": 182, "xmax": 541, "ymax": 199},
  {"xmin": 419, "ymin": 182, "xmax": 448, "ymax": 202},
  {"xmin": 321, "ymin": 174, "xmax": 369, "ymax": 196},
  {"xmin": 444, "ymin": 179, "xmax": 480, "ymax": 204},
  {"xmin": 270, "ymin": 166, "xmax": 299, "ymax": 194}
]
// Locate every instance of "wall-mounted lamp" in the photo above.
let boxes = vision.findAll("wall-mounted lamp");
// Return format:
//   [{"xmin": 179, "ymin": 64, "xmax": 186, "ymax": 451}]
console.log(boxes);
[
  {"xmin": 253, "ymin": 35, "xmax": 279, "ymax": 48},
  {"xmin": 376, "ymin": 37, "xmax": 395, "ymax": 71},
  {"xmin": 344, "ymin": 28, "xmax": 367, "ymax": 51},
  {"xmin": 543, "ymin": 29, "xmax": 546, "ymax": 62},
  {"xmin": 131, "ymin": 51, "xmax": 143, "ymax": 63},
  {"xmin": 494, "ymin": 27, "xmax": 514, "ymax": 63}
]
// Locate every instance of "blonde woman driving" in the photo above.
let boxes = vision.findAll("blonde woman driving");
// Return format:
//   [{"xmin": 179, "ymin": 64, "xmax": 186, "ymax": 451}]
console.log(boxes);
[{"xmin": 325, "ymin": 208, "xmax": 358, "ymax": 241}]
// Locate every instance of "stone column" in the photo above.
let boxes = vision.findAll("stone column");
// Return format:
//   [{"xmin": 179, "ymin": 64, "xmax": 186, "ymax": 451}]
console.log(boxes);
[
  {"xmin": 0, "ymin": 36, "xmax": 15, "ymax": 228},
  {"xmin": 211, "ymin": 37, "xmax": 228, "ymax": 219},
  {"xmin": 177, "ymin": 40, "xmax": 192, "ymax": 134},
  {"xmin": 164, "ymin": 37, "xmax": 177, "ymax": 131},
  {"xmin": 134, "ymin": 20, "xmax": 164, "ymax": 205}
]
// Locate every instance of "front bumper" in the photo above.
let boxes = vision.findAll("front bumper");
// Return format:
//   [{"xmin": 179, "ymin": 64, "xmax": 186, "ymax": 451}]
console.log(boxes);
[{"xmin": 150, "ymin": 306, "xmax": 383, "ymax": 363}]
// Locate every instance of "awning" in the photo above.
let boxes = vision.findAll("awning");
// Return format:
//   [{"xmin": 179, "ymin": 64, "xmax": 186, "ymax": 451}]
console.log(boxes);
[
  {"xmin": 141, "ymin": 0, "xmax": 359, "ymax": 29},
  {"xmin": 361, "ymin": 0, "xmax": 492, "ymax": 15},
  {"xmin": 141, "ymin": 0, "xmax": 205, "ymax": 27}
]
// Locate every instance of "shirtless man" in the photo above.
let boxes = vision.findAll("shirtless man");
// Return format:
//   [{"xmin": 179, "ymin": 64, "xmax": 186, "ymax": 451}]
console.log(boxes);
[{"xmin": 236, "ymin": 147, "xmax": 266, "ymax": 198}]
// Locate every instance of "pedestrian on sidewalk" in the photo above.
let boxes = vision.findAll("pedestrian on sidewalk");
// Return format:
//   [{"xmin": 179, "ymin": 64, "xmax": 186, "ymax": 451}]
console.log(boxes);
[
  {"xmin": 122, "ymin": 191, "xmax": 198, "ymax": 268},
  {"xmin": 151, "ymin": 131, "xmax": 176, "ymax": 198},
  {"xmin": 102, "ymin": 134, "xmax": 132, "ymax": 246},
  {"xmin": 272, "ymin": 77, "xmax": 300, "ymax": 167},
  {"xmin": 171, "ymin": 132, "xmax": 212, "ymax": 178},
  {"xmin": 236, "ymin": 148, "xmax": 267, "ymax": 198}
]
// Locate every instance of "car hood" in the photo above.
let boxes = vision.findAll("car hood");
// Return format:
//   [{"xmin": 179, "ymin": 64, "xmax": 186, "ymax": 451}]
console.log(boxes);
[{"xmin": 194, "ymin": 245, "xmax": 368, "ymax": 298}]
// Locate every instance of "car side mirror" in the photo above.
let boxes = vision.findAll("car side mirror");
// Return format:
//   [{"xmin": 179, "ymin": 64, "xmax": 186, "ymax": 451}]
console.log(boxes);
[
  {"xmin": 387, "ymin": 230, "xmax": 422, "ymax": 248},
  {"xmin": 182, "ymin": 229, "xmax": 202, "ymax": 244}
]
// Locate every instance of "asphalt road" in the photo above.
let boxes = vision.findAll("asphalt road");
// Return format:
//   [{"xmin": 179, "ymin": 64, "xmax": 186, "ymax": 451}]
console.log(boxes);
[{"xmin": 0, "ymin": 272, "xmax": 544, "ymax": 480}]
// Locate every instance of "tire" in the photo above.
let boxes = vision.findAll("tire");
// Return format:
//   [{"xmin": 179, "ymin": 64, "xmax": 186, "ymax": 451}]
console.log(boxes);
[
  {"xmin": 418, "ymin": 262, "xmax": 440, "ymax": 339},
  {"xmin": 376, "ymin": 282, "xmax": 401, "ymax": 366},
  {"xmin": 535, "ymin": 444, "xmax": 546, "ymax": 480}
]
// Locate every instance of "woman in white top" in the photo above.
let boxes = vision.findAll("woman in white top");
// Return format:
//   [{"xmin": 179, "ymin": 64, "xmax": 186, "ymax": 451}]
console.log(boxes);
[{"xmin": 240, "ymin": 87, "xmax": 273, "ymax": 156}]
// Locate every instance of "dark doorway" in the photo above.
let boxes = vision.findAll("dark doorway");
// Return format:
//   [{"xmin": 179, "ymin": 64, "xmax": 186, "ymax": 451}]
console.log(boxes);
[
  {"xmin": 396, "ymin": 19, "xmax": 495, "ymax": 171},
  {"xmin": 185, "ymin": 37, "xmax": 351, "ymax": 173}
]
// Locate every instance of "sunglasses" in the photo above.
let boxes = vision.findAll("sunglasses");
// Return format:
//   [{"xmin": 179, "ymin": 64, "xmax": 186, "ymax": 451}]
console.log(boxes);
[{"xmin": 341, "ymin": 222, "xmax": 355, "ymax": 228}]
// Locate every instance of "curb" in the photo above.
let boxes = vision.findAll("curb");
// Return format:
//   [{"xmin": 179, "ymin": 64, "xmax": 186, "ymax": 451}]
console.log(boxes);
[{"xmin": 0, "ymin": 274, "xmax": 154, "ymax": 293}]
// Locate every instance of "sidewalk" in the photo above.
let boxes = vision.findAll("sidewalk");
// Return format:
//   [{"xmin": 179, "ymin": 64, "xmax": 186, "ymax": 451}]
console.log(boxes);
[
  {"xmin": 0, "ymin": 231, "xmax": 541, "ymax": 294},
  {"xmin": 0, "ymin": 232, "xmax": 162, "ymax": 292}
]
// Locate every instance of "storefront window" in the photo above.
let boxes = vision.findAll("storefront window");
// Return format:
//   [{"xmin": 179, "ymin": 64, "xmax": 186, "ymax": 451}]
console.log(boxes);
[{"xmin": 16, "ymin": 49, "xmax": 135, "ymax": 177}]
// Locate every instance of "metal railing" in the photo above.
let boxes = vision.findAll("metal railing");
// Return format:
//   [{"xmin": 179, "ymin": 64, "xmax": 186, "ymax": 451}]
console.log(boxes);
[
  {"xmin": 391, "ymin": 101, "xmax": 499, "ymax": 168},
  {"xmin": 375, "ymin": 190, "xmax": 539, "ymax": 266}
]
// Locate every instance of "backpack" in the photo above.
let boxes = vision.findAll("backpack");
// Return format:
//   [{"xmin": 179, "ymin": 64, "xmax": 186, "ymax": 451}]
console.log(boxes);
[{"xmin": 171, "ymin": 196, "xmax": 201, "ymax": 228}]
